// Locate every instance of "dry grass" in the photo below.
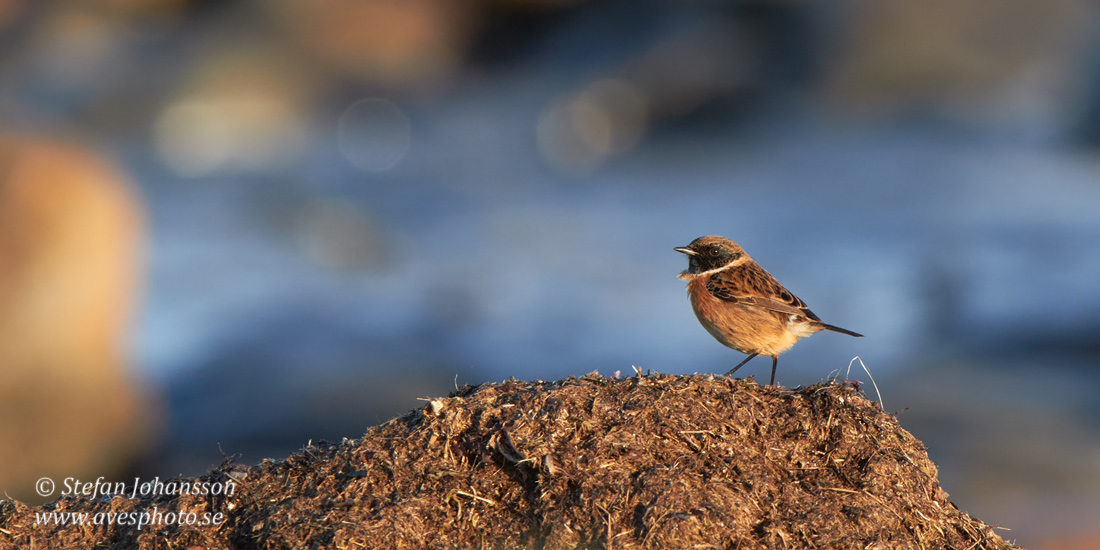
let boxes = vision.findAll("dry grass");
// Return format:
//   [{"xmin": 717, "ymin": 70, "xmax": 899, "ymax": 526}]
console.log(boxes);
[{"xmin": 0, "ymin": 373, "xmax": 1020, "ymax": 549}]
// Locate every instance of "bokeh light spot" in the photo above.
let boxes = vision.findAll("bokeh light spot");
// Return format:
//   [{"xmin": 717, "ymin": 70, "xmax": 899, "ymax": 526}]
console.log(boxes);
[
  {"xmin": 537, "ymin": 79, "xmax": 649, "ymax": 174},
  {"xmin": 337, "ymin": 98, "xmax": 411, "ymax": 172},
  {"xmin": 153, "ymin": 101, "xmax": 235, "ymax": 178}
]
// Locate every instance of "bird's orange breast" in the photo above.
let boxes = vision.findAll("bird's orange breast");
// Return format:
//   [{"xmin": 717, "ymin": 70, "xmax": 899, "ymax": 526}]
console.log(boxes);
[{"xmin": 685, "ymin": 277, "xmax": 803, "ymax": 356}]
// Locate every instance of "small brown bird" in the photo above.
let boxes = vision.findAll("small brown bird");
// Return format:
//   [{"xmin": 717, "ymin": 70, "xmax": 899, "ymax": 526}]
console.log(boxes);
[{"xmin": 675, "ymin": 236, "xmax": 862, "ymax": 385}]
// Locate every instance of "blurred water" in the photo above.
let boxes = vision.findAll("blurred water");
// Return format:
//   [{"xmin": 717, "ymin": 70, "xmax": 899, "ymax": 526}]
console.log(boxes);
[{"xmin": 136, "ymin": 114, "xmax": 1100, "ymax": 383}]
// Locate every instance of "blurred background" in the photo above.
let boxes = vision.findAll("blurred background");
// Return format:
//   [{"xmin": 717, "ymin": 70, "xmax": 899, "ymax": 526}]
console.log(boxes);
[{"xmin": 1, "ymin": 0, "xmax": 1098, "ymax": 547}]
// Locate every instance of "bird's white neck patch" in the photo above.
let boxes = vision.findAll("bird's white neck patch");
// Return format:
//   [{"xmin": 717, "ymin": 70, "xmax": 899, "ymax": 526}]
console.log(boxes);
[{"xmin": 678, "ymin": 256, "xmax": 749, "ymax": 280}]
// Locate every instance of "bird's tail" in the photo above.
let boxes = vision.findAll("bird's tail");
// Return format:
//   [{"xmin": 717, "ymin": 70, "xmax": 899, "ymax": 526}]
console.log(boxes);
[{"xmin": 821, "ymin": 323, "xmax": 863, "ymax": 337}]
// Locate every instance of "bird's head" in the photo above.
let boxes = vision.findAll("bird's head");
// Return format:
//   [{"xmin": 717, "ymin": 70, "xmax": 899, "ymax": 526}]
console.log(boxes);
[{"xmin": 674, "ymin": 235, "xmax": 746, "ymax": 275}]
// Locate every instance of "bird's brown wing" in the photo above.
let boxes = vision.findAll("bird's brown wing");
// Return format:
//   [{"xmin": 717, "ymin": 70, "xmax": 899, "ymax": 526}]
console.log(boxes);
[{"xmin": 705, "ymin": 264, "xmax": 822, "ymax": 321}]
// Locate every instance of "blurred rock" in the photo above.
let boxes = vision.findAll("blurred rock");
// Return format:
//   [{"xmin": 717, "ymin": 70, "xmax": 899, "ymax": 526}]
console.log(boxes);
[
  {"xmin": 260, "ymin": 0, "xmax": 478, "ymax": 92},
  {"xmin": 0, "ymin": 0, "xmax": 23, "ymax": 30},
  {"xmin": 0, "ymin": 138, "xmax": 155, "ymax": 503},
  {"xmin": 1037, "ymin": 533, "xmax": 1100, "ymax": 550},
  {"xmin": 824, "ymin": 0, "xmax": 1097, "ymax": 126},
  {"xmin": 152, "ymin": 47, "xmax": 315, "ymax": 177}
]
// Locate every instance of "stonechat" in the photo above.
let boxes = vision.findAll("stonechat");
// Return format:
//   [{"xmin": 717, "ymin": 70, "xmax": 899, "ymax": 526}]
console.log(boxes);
[{"xmin": 675, "ymin": 235, "xmax": 862, "ymax": 385}]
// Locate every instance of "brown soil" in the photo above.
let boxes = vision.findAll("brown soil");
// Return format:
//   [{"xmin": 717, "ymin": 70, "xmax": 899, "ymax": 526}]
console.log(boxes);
[{"xmin": 0, "ymin": 373, "xmax": 1019, "ymax": 549}]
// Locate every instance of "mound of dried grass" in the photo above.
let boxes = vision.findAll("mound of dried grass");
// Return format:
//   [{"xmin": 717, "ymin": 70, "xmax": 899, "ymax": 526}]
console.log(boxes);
[{"xmin": 0, "ymin": 373, "xmax": 1018, "ymax": 549}]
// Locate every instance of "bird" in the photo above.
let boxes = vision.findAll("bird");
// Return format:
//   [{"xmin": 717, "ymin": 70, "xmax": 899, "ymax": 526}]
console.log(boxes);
[{"xmin": 675, "ymin": 235, "xmax": 862, "ymax": 385}]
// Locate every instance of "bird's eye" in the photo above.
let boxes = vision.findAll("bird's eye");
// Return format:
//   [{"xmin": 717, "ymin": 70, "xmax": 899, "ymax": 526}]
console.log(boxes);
[{"xmin": 710, "ymin": 246, "xmax": 721, "ymax": 256}]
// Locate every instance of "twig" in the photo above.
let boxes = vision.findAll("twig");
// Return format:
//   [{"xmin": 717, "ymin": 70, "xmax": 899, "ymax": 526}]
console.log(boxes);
[{"xmin": 846, "ymin": 356, "xmax": 884, "ymax": 410}]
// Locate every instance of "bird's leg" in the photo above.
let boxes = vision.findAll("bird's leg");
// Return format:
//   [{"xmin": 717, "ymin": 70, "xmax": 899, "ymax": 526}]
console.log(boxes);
[
  {"xmin": 769, "ymin": 356, "xmax": 778, "ymax": 386},
  {"xmin": 725, "ymin": 353, "xmax": 758, "ymax": 377}
]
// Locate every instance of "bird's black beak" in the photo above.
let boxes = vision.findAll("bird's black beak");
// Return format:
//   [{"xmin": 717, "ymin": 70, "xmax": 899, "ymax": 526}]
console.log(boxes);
[{"xmin": 673, "ymin": 246, "xmax": 696, "ymax": 256}]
